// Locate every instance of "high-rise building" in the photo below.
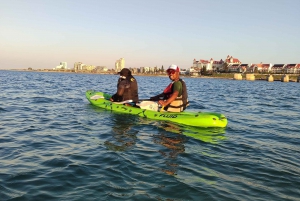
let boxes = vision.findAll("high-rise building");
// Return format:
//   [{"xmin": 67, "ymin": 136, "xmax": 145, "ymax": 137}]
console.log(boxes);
[
  {"xmin": 61, "ymin": 62, "xmax": 67, "ymax": 69},
  {"xmin": 115, "ymin": 58, "xmax": 125, "ymax": 72},
  {"xmin": 74, "ymin": 62, "xmax": 82, "ymax": 72},
  {"xmin": 54, "ymin": 62, "xmax": 67, "ymax": 70}
]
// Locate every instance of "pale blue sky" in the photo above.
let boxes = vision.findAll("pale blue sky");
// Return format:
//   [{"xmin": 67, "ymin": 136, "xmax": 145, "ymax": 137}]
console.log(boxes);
[{"xmin": 1, "ymin": 0, "xmax": 299, "ymax": 69}]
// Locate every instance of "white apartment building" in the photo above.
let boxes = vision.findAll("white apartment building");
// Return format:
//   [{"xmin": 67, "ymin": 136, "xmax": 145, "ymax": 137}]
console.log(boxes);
[
  {"xmin": 54, "ymin": 62, "xmax": 68, "ymax": 70},
  {"xmin": 115, "ymin": 58, "xmax": 125, "ymax": 72}
]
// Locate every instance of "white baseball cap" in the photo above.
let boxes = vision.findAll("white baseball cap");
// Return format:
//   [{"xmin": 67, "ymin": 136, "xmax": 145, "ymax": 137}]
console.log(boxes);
[{"xmin": 167, "ymin": 64, "xmax": 180, "ymax": 72}]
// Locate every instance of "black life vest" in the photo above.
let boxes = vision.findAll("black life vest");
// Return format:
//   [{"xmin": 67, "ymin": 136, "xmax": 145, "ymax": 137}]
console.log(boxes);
[{"xmin": 119, "ymin": 75, "xmax": 139, "ymax": 103}]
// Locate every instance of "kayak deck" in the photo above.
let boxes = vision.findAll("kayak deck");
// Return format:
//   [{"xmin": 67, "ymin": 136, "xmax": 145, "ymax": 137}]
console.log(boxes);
[{"xmin": 86, "ymin": 90, "xmax": 228, "ymax": 128}]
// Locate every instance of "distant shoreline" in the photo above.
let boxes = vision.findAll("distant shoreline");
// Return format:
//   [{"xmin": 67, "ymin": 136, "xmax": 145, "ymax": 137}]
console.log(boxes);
[{"xmin": 3, "ymin": 69, "xmax": 300, "ymax": 82}]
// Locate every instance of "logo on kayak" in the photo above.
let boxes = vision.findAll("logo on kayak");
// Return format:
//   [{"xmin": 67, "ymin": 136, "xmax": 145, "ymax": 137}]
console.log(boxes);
[{"xmin": 159, "ymin": 114, "xmax": 177, "ymax": 118}]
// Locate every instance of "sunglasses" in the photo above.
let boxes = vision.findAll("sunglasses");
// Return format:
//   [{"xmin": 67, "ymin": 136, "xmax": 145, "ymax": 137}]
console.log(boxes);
[{"xmin": 167, "ymin": 70, "xmax": 176, "ymax": 75}]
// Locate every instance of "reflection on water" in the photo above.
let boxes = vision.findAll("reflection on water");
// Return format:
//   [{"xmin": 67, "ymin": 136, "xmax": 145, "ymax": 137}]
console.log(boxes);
[
  {"xmin": 161, "ymin": 122, "xmax": 227, "ymax": 144},
  {"xmin": 102, "ymin": 112, "xmax": 228, "ymax": 177},
  {"xmin": 153, "ymin": 121, "xmax": 226, "ymax": 176},
  {"xmin": 104, "ymin": 113, "xmax": 139, "ymax": 152},
  {"xmin": 153, "ymin": 132, "xmax": 185, "ymax": 176}
]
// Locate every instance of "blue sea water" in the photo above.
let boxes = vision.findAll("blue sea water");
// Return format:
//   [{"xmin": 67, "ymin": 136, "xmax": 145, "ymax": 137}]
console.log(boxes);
[{"xmin": 0, "ymin": 70, "xmax": 299, "ymax": 201}]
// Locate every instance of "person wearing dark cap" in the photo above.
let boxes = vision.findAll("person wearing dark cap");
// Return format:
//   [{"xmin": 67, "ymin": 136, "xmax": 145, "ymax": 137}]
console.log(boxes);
[
  {"xmin": 110, "ymin": 68, "xmax": 139, "ymax": 104},
  {"xmin": 150, "ymin": 64, "xmax": 189, "ymax": 112}
]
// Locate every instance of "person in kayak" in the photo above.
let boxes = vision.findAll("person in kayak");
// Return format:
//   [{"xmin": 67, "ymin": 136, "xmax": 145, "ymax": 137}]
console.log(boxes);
[
  {"xmin": 150, "ymin": 64, "xmax": 189, "ymax": 112},
  {"xmin": 110, "ymin": 68, "xmax": 139, "ymax": 105}
]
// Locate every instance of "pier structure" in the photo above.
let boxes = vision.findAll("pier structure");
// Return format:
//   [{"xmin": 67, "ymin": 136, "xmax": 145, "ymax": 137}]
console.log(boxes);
[{"xmin": 266, "ymin": 75, "xmax": 274, "ymax": 82}]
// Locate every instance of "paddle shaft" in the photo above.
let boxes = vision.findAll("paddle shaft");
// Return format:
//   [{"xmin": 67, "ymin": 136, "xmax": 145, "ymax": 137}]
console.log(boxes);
[{"xmin": 138, "ymin": 99, "xmax": 151, "ymax": 101}]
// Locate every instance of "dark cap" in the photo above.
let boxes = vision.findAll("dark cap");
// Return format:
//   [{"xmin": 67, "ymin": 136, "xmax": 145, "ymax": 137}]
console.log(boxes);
[{"xmin": 118, "ymin": 68, "xmax": 131, "ymax": 76}]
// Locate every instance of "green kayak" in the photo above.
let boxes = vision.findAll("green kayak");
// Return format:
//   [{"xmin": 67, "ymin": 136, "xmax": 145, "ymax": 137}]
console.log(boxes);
[{"xmin": 86, "ymin": 90, "xmax": 228, "ymax": 128}]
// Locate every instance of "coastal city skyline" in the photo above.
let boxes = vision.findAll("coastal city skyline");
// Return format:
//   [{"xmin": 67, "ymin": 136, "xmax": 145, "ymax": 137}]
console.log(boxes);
[
  {"xmin": 51, "ymin": 54, "xmax": 300, "ymax": 75},
  {"xmin": 1, "ymin": 0, "xmax": 299, "ymax": 70}
]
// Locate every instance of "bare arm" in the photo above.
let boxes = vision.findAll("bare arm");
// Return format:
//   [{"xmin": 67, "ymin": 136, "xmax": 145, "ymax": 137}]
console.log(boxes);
[{"xmin": 158, "ymin": 91, "xmax": 179, "ymax": 107}]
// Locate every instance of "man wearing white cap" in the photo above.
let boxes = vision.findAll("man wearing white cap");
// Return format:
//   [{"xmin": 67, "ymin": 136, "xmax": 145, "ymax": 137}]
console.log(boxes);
[{"xmin": 150, "ymin": 64, "xmax": 189, "ymax": 112}]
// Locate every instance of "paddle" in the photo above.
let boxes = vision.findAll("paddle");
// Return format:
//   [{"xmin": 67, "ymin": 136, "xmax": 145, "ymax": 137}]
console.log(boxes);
[{"xmin": 138, "ymin": 99, "xmax": 152, "ymax": 101}]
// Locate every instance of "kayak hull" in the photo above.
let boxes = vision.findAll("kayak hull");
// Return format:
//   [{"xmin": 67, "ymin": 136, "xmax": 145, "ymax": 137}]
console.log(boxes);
[{"xmin": 86, "ymin": 90, "xmax": 228, "ymax": 128}]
